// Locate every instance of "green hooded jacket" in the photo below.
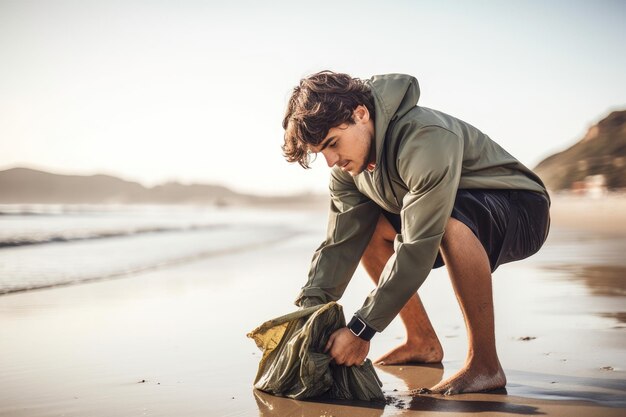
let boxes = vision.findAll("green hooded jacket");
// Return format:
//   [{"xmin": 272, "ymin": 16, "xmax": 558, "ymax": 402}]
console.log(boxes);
[{"xmin": 295, "ymin": 74, "xmax": 549, "ymax": 332}]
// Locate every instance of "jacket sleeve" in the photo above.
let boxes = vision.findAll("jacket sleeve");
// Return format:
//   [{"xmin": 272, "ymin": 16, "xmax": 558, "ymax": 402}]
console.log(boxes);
[
  {"xmin": 355, "ymin": 125, "xmax": 463, "ymax": 331},
  {"xmin": 295, "ymin": 166, "xmax": 381, "ymax": 308}
]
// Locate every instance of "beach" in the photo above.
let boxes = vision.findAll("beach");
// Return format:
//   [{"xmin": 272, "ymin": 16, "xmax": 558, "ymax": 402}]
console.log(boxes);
[{"xmin": 0, "ymin": 197, "xmax": 624, "ymax": 417}]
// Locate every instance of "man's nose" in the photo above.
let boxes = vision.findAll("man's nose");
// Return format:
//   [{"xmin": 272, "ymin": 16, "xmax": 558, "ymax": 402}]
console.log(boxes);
[{"xmin": 322, "ymin": 151, "xmax": 339, "ymax": 168}]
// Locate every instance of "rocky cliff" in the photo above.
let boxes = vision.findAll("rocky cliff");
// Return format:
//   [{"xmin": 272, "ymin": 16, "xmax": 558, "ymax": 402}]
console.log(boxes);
[{"xmin": 534, "ymin": 110, "xmax": 626, "ymax": 191}]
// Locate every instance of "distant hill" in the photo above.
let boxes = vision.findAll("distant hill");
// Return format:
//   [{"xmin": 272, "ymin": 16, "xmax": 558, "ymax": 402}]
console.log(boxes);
[
  {"xmin": 534, "ymin": 110, "xmax": 626, "ymax": 191},
  {"xmin": 0, "ymin": 167, "xmax": 327, "ymax": 207}
]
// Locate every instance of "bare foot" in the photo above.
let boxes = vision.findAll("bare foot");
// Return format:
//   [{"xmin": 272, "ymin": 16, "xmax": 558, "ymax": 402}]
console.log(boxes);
[
  {"xmin": 375, "ymin": 340, "xmax": 443, "ymax": 365},
  {"xmin": 420, "ymin": 360, "xmax": 506, "ymax": 395}
]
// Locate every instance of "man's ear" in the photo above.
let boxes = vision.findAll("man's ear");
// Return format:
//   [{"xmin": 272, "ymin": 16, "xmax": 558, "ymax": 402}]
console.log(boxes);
[{"xmin": 354, "ymin": 105, "xmax": 370, "ymax": 123}]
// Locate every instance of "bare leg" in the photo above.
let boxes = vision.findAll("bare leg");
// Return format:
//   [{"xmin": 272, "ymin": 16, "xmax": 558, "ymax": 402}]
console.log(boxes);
[
  {"xmin": 426, "ymin": 218, "xmax": 506, "ymax": 394},
  {"xmin": 361, "ymin": 215, "xmax": 443, "ymax": 365}
]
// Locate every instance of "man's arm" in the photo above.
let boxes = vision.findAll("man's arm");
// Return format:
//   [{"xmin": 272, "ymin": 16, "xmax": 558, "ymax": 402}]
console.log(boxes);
[
  {"xmin": 355, "ymin": 125, "xmax": 463, "ymax": 331},
  {"xmin": 295, "ymin": 166, "xmax": 381, "ymax": 307},
  {"xmin": 324, "ymin": 126, "xmax": 464, "ymax": 366}
]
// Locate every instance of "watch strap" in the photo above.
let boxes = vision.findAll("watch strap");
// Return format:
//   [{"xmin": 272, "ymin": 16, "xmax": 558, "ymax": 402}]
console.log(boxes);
[{"xmin": 347, "ymin": 315, "xmax": 377, "ymax": 341}]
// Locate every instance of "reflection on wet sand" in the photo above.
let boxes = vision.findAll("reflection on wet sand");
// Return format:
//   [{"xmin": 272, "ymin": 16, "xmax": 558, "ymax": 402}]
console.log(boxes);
[
  {"xmin": 254, "ymin": 389, "xmax": 384, "ymax": 417},
  {"xmin": 378, "ymin": 365, "xmax": 626, "ymax": 409},
  {"xmin": 599, "ymin": 312, "xmax": 626, "ymax": 324},
  {"xmin": 254, "ymin": 365, "xmax": 626, "ymax": 415},
  {"xmin": 545, "ymin": 264, "xmax": 626, "ymax": 297},
  {"xmin": 406, "ymin": 394, "xmax": 542, "ymax": 415},
  {"xmin": 378, "ymin": 366, "xmax": 537, "ymax": 414},
  {"xmin": 376, "ymin": 363, "xmax": 444, "ymax": 392}
]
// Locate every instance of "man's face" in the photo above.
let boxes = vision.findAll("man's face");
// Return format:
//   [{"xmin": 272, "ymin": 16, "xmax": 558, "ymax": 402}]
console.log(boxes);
[{"xmin": 308, "ymin": 105, "xmax": 375, "ymax": 176}]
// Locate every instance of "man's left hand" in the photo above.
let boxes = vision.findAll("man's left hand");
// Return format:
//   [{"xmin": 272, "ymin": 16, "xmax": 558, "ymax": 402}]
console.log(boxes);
[{"xmin": 324, "ymin": 327, "xmax": 370, "ymax": 366}]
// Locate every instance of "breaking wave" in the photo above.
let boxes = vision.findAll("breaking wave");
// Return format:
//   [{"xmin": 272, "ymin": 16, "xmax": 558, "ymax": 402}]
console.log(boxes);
[{"xmin": 0, "ymin": 224, "xmax": 227, "ymax": 249}]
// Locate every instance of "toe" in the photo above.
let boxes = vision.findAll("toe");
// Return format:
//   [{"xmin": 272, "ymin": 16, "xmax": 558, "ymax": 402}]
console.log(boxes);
[{"xmin": 443, "ymin": 387, "xmax": 456, "ymax": 396}]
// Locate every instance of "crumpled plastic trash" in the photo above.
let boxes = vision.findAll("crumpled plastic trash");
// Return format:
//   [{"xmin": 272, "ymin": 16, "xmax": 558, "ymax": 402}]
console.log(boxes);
[{"xmin": 247, "ymin": 302, "xmax": 384, "ymax": 402}]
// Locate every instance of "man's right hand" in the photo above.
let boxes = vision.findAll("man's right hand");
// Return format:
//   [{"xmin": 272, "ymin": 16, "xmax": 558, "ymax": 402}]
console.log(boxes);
[{"xmin": 325, "ymin": 327, "xmax": 370, "ymax": 367}]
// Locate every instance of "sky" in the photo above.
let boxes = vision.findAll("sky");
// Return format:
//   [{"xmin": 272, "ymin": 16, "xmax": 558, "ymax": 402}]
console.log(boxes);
[{"xmin": 1, "ymin": 0, "xmax": 625, "ymax": 195}]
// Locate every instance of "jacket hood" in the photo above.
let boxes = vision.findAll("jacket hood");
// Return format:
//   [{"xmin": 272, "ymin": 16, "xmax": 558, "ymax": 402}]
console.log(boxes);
[{"xmin": 366, "ymin": 74, "xmax": 421, "ymax": 163}]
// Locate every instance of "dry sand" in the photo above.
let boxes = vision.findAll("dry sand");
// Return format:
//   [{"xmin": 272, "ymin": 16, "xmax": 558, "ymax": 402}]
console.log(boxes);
[
  {"xmin": 548, "ymin": 193, "xmax": 626, "ymax": 235},
  {"xmin": 0, "ymin": 196, "xmax": 625, "ymax": 416}
]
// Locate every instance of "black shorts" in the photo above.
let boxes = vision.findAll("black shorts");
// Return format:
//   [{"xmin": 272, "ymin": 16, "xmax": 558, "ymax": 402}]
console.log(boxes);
[{"xmin": 382, "ymin": 189, "xmax": 551, "ymax": 272}]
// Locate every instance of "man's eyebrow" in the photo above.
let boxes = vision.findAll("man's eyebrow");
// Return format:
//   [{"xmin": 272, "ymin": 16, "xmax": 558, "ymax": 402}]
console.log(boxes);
[{"xmin": 317, "ymin": 136, "xmax": 336, "ymax": 152}]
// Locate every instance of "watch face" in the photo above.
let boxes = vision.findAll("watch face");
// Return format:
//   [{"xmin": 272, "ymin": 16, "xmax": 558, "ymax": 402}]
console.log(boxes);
[
  {"xmin": 348, "ymin": 316, "xmax": 376, "ymax": 341},
  {"xmin": 350, "ymin": 318, "xmax": 366, "ymax": 336}
]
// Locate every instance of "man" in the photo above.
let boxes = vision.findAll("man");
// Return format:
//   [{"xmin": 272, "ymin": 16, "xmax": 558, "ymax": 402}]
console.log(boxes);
[{"xmin": 281, "ymin": 71, "xmax": 550, "ymax": 395}]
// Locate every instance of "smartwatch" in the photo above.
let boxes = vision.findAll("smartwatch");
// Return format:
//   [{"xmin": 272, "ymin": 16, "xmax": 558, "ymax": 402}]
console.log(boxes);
[{"xmin": 347, "ymin": 315, "xmax": 377, "ymax": 341}]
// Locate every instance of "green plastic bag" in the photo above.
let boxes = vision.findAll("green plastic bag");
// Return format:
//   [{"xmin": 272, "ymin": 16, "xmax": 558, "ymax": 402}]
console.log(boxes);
[{"xmin": 247, "ymin": 302, "xmax": 384, "ymax": 401}]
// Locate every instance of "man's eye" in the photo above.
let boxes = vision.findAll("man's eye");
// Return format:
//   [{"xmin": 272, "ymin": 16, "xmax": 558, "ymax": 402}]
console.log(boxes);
[{"xmin": 329, "ymin": 141, "xmax": 337, "ymax": 148}]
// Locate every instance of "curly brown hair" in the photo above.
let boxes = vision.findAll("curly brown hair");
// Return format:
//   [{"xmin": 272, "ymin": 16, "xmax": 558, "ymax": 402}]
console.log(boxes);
[{"xmin": 282, "ymin": 71, "xmax": 375, "ymax": 168}]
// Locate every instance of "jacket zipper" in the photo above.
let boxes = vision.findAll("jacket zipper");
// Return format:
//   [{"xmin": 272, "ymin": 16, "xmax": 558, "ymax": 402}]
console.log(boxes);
[{"xmin": 372, "ymin": 116, "xmax": 401, "ymax": 212}]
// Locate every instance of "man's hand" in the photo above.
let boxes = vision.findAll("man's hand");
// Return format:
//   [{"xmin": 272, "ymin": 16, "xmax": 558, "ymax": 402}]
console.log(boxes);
[{"xmin": 324, "ymin": 327, "xmax": 370, "ymax": 366}]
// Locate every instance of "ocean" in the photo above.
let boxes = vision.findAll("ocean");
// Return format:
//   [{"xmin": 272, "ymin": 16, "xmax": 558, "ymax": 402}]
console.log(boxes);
[{"xmin": 0, "ymin": 204, "xmax": 321, "ymax": 295}]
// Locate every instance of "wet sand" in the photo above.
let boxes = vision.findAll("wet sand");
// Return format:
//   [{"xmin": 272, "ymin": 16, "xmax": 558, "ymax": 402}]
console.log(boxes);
[{"xmin": 0, "ymin": 197, "xmax": 625, "ymax": 416}]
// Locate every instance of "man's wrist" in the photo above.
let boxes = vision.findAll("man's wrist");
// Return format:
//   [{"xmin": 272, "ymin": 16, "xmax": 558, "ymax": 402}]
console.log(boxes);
[
  {"xmin": 295, "ymin": 295, "xmax": 324, "ymax": 308},
  {"xmin": 347, "ymin": 315, "xmax": 377, "ymax": 341}
]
